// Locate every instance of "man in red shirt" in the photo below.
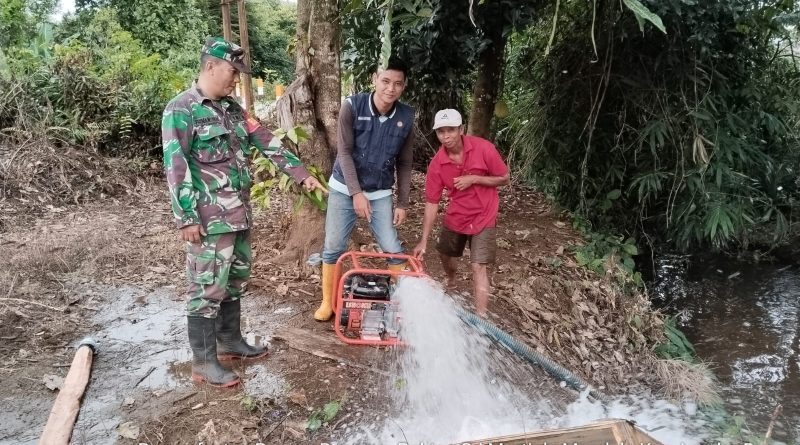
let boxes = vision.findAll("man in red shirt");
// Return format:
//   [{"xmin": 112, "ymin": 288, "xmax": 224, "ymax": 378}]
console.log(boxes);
[{"xmin": 412, "ymin": 109, "xmax": 509, "ymax": 316}]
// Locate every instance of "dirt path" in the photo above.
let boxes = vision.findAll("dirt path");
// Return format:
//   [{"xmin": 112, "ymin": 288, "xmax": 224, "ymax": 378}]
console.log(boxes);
[{"xmin": 0, "ymin": 174, "xmax": 662, "ymax": 444}]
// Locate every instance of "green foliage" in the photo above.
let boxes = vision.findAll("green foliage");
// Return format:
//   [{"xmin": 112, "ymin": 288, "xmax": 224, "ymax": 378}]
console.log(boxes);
[
  {"xmin": 1, "ymin": 7, "xmax": 186, "ymax": 156},
  {"xmin": 379, "ymin": 0, "xmax": 393, "ymax": 69},
  {"xmin": 306, "ymin": 400, "xmax": 341, "ymax": 432},
  {"xmin": 72, "ymin": 0, "xmax": 207, "ymax": 76},
  {"xmin": 654, "ymin": 317, "xmax": 697, "ymax": 362},
  {"xmin": 502, "ymin": 0, "xmax": 800, "ymax": 252},
  {"xmin": 1, "ymin": 0, "xmax": 30, "ymax": 48},
  {"xmin": 572, "ymin": 216, "xmax": 643, "ymax": 286},
  {"xmin": 0, "ymin": 48, "xmax": 9, "ymax": 81},
  {"xmin": 621, "ymin": 0, "xmax": 666, "ymax": 34},
  {"xmin": 251, "ymin": 127, "xmax": 329, "ymax": 211},
  {"xmin": 240, "ymin": 395, "xmax": 259, "ymax": 413},
  {"xmin": 1, "ymin": 0, "xmax": 58, "ymax": 51},
  {"xmin": 2, "ymin": 0, "xmax": 297, "ymax": 163},
  {"xmin": 245, "ymin": 0, "xmax": 297, "ymax": 84}
]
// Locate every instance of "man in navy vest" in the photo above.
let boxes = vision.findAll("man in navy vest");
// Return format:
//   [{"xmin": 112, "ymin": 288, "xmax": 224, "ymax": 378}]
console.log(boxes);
[{"xmin": 314, "ymin": 58, "xmax": 415, "ymax": 321}]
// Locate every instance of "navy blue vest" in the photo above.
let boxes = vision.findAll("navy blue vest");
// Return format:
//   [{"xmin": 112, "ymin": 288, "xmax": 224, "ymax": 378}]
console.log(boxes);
[{"xmin": 332, "ymin": 93, "xmax": 414, "ymax": 192}]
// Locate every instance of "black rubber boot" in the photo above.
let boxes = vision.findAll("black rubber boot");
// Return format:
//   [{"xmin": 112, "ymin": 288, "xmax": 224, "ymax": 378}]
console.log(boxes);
[
  {"xmin": 216, "ymin": 299, "xmax": 268, "ymax": 361},
  {"xmin": 187, "ymin": 316, "xmax": 241, "ymax": 387}
]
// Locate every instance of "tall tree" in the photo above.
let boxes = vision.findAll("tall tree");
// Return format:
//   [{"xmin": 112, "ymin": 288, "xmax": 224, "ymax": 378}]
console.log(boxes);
[
  {"xmin": 245, "ymin": 0, "xmax": 296, "ymax": 83},
  {"xmin": 467, "ymin": 22, "xmax": 507, "ymax": 138},
  {"xmin": 272, "ymin": 0, "xmax": 340, "ymax": 263},
  {"xmin": 197, "ymin": 0, "xmax": 296, "ymax": 83},
  {"xmin": 74, "ymin": 0, "xmax": 208, "ymax": 73},
  {"xmin": 342, "ymin": 0, "xmax": 541, "ymax": 141}
]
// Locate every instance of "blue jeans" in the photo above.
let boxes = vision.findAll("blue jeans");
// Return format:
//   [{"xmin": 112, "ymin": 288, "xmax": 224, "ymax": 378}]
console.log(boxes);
[{"xmin": 322, "ymin": 189, "xmax": 405, "ymax": 265}]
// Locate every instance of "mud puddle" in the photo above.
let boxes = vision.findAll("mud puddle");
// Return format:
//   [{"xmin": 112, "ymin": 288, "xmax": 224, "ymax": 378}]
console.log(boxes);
[{"xmin": 0, "ymin": 284, "xmax": 290, "ymax": 445}]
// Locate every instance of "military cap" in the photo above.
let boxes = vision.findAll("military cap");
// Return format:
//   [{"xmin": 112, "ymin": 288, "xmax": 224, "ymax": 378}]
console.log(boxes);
[{"xmin": 201, "ymin": 36, "xmax": 251, "ymax": 74}]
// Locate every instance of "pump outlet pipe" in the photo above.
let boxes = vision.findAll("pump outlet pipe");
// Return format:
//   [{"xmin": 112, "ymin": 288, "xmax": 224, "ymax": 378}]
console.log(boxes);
[
  {"xmin": 39, "ymin": 337, "xmax": 98, "ymax": 445},
  {"xmin": 456, "ymin": 309, "xmax": 605, "ymax": 402}
]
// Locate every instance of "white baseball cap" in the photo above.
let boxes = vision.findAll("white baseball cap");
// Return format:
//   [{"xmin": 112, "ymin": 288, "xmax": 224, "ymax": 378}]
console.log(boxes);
[{"xmin": 433, "ymin": 109, "xmax": 463, "ymax": 130}]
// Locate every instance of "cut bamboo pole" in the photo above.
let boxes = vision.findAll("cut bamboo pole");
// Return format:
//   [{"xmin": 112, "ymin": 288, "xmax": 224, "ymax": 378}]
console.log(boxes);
[{"xmin": 39, "ymin": 338, "xmax": 98, "ymax": 445}]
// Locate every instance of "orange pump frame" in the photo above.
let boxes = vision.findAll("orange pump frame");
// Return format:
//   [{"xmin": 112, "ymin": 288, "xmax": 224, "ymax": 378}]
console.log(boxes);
[{"xmin": 332, "ymin": 251, "xmax": 427, "ymax": 346}]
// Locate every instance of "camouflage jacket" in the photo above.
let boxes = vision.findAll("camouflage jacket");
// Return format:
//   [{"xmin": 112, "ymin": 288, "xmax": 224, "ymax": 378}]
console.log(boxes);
[{"xmin": 162, "ymin": 85, "xmax": 310, "ymax": 234}]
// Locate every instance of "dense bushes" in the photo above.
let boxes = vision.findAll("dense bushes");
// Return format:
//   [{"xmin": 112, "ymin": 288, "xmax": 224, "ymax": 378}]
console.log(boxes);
[
  {"xmin": 499, "ymin": 0, "xmax": 800, "ymax": 251},
  {"xmin": 0, "ymin": 6, "xmax": 187, "ymax": 208},
  {"xmin": 1, "ymin": 8, "xmax": 187, "ymax": 157}
]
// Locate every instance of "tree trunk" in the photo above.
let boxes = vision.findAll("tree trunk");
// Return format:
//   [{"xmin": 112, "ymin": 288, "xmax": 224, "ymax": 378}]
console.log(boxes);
[
  {"xmin": 467, "ymin": 27, "xmax": 507, "ymax": 139},
  {"xmin": 272, "ymin": 0, "xmax": 339, "ymax": 265}
]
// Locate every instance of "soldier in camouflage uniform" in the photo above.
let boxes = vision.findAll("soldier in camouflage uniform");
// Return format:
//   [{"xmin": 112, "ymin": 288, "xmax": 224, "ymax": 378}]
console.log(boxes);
[{"xmin": 162, "ymin": 37, "xmax": 326, "ymax": 388}]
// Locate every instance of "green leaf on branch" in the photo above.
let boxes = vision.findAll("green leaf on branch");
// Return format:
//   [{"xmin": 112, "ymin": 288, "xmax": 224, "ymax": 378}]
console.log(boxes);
[
  {"xmin": 286, "ymin": 126, "xmax": 310, "ymax": 145},
  {"xmin": 278, "ymin": 173, "xmax": 291, "ymax": 191},
  {"xmin": 622, "ymin": 0, "xmax": 667, "ymax": 34},
  {"xmin": 287, "ymin": 127, "xmax": 299, "ymax": 144},
  {"xmin": 273, "ymin": 128, "xmax": 287, "ymax": 140},
  {"xmin": 622, "ymin": 243, "xmax": 638, "ymax": 255},
  {"xmin": 251, "ymin": 125, "xmax": 327, "ymax": 212}
]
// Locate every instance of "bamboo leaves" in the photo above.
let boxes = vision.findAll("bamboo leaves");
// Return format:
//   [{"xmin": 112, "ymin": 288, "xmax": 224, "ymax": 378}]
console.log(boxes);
[
  {"xmin": 692, "ymin": 132, "xmax": 713, "ymax": 166},
  {"xmin": 705, "ymin": 203, "xmax": 734, "ymax": 243},
  {"xmin": 504, "ymin": 0, "xmax": 799, "ymax": 251}
]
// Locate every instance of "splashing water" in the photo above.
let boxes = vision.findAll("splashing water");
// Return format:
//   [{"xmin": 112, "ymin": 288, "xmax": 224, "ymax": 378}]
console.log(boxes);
[
  {"xmin": 341, "ymin": 276, "xmax": 715, "ymax": 445},
  {"xmin": 559, "ymin": 391, "xmax": 713, "ymax": 444},
  {"xmin": 348, "ymin": 276, "xmax": 552, "ymax": 444}
]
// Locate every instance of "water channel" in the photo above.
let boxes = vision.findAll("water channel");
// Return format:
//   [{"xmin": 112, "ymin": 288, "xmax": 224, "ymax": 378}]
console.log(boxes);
[{"xmin": 652, "ymin": 255, "xmax": 799, "ymax": 443}]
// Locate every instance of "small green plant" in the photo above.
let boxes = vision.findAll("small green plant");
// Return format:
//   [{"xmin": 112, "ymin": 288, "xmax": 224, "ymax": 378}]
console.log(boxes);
[
  {"xmin": 571, "ymin": 216, "xmax": 642, "ymax": 286},
  {"xmin": 702, "ymin": 407, "xmax": 772, "ymax": 445},
  {"xmin": 654, "ymin": 317, "xmax": 697, "ymax": 362},
  {"xmin": 240, "ymin": 395, "xmax": 259, "ymax": 413},
  {"xmin": 306, "ymin": 400, "xmax": 341, "ymax": 432},
  {"xmin": 251, "ymin": 125, "xmax": 328, "ymax": 211}
]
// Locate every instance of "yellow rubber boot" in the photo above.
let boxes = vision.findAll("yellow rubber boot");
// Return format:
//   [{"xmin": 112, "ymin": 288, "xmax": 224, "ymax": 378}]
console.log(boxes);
[{"xmin": 314, "ymin": 263, "xmax": 336, "ymax": 321}]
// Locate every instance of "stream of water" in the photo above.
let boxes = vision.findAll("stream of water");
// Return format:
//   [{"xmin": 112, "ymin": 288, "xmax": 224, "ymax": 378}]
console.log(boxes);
[{"xmin": 653, "ymin": 255, "xmax": 800, "ymax": 443}]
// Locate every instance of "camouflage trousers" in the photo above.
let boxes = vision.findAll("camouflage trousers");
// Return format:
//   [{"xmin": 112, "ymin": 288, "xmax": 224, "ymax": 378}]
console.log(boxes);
[{"xmin": 185, "ymin": 230, "xmax": 251, "ymax": 318}]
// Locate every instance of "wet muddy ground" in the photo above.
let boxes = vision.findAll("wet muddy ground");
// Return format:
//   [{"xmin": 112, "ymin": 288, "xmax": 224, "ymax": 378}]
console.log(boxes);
[{"xmin": 0, "ymin": 178, "xmax": 580, "ymax": 445}]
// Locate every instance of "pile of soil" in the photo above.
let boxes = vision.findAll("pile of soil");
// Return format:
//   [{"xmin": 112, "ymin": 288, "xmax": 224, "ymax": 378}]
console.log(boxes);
[{"xmin": 0, "ymin": 137, "xmax": 154, "ymax": 232}]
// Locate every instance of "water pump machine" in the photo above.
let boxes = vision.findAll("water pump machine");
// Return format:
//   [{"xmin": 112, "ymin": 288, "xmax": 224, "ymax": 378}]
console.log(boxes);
[{"xmin": 332, "ymin": 252, "xmax": 426, "ymax": 346}]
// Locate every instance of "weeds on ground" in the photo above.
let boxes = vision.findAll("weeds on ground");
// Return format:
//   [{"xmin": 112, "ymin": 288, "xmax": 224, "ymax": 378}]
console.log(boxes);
[
  {"xmin": 570, "ymin": 215, "xmax": 643, "ymax": 287},
  {"xmin": 704, "ymin": 405, "xmax": 790, "ymax": 445},
  {"xmin": 306, "ymin": 400, "xmax": 341, "ymax": 433},
  {"xmin": 652, "ymin": 358, "xmax": 720, "ymax": 407}
]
